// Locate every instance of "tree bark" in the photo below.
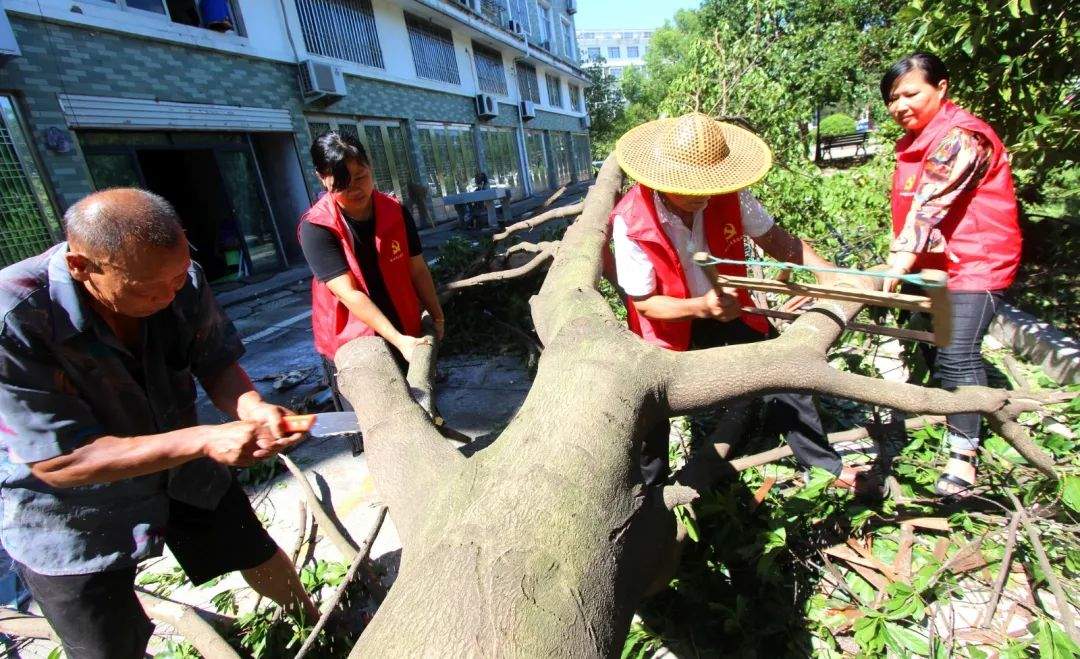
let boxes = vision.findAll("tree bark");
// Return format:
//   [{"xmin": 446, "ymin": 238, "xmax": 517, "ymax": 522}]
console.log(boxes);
[{"xmin": 338, "ymin": 156, "xmax": 1059, "ymax": 658}]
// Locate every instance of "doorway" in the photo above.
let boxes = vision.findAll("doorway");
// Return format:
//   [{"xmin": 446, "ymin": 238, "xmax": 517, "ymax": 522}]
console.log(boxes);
[{"xmin": 81, "ymin": 131, "xmax": 286, "ymax": 283}]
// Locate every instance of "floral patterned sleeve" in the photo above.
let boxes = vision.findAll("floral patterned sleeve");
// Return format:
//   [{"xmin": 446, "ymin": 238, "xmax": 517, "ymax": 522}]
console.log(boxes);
[{"xmin": 891, "ymin": 127, "xmax": 993, "ymax": 253}]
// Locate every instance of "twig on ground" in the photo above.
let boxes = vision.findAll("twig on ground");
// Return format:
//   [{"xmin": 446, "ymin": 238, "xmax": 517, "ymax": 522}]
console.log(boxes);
[
  {"xmin": 1010, "ymin": 493, "xmax": 1080, "ymax": 645},
  {"xmin": 493, "ymin": 202, "xmax": 583, "ymax": 241},
  {"xmin": 295, "ymin": 506, "xmax": 388, "ymax": 659},
  {"xmin": 978, "ymin": 510, "xmax": 1022, "ymax": 629},
  {"xmin": 440, "ymin": 247, "xmax": 556, "ymax": 299},
  {"xmin": 279, "ymin": 454, "xmax": 360, "ymax": 560}
]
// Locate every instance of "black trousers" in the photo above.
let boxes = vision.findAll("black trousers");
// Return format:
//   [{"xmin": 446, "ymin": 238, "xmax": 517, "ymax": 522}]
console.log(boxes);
[
  {"xmin": 911, "ymin": 289, "xmax": 1003, "ymax": 448},
  {"xmin": 640, "ymin": 319, "xmax": 843, "ymax": 485},
  {"xmin": 17, "ymin": 480, "xmax": 277, "ymax": 659}
]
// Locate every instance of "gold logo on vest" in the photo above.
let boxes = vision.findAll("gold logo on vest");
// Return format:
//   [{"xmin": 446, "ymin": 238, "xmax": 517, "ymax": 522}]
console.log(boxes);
[
  {"xmin": 390, "ymin": 239, "xmax": 402, "ymax": 260},
  {"xmin": 723, "ymin": 223, "xmax": 737, "ymax": 241},
  {"xmin": 904, "ymin": 175, "xmax": 916, "ymax": 191}
]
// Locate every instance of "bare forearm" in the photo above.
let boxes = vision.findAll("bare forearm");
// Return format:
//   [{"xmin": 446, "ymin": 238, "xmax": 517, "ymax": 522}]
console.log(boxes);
[
  {"xmin": 634, "ymin": 295, "xmax": 708, "ymax": 321},
  {"xmin": 409, "ymin": 257, "xmax": 443, "ymax": 321},
  {"xmin": 337, "ymin": 289, "xmax": 403, "ymax": 343},
  {"xmin": 31, "ymin": 427, "xmax": 209, "ymax": 488},
  {"xmin": 756, "ymin": 226, "xmax": 834, "ymax": 281},
  {"xmin": 200, "ymin": 362, "xmax": 259, "ymax": 419}
]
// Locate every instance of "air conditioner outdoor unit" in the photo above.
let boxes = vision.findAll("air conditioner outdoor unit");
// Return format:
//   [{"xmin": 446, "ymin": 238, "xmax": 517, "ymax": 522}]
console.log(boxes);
[
  {"xmin": 299, "ymin": 60, "xmax": 347, "ymax": 99},
  {"xmin": 566, "ymin": 0, "xmax": 577, "ymax": 14},
  {"xmin": 520, "ymin": 101, "xmax": 536, "ymax": 120},
  {"xmin": 475, "ymin": 93, "xmax": 498, "ymax": 119},
  {"xmin": 507, "ymin": 20, "xmax": 526, "ymax": 37}
]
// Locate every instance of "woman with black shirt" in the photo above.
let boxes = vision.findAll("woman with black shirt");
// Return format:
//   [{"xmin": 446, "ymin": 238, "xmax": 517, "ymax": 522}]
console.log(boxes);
[{"xmin": 299, "ymin": 132, "xmax": 444, "ymax": 371}]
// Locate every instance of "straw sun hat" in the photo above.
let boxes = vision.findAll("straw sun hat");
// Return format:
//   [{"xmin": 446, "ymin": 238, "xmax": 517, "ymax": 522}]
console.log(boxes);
[{"xmin": 615, "ymin": 112, "xmax": 773, "ymax": 196}]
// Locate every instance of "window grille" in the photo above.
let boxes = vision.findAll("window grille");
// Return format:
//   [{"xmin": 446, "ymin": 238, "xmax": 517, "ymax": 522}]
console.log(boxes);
[
  {"xmin": 545, "ymin": 74, "xmax": 562, "ymax": 108},
  {"xmin": 473, "ymin": 42, "xmax": 507, "ymax": 95},
  {"xmin": 516, "ymin": 62, "xmax": 541, "ymax": 103},
  {"xmin": 0, "ymin": 98, "xmax": 59, "ymax": 268},
  {"xmin": 608, "ymin": 46, "xmax": 620, "ymax": 58},
  {"xmin": 295, "ymin": 0, "xmax": 383, "ymax": 68},
  {"xmin": 569, "ymin": 84, "xmax": 581, "ymax": 111},
  {"xmin": 587, "ymin": 47, "xmax": 600, "ymax": 61},
  {"xmin": 405, "ymin": 13, "xmax": 460, "ymax": 84},
  {"xmin": 627, "ymin": 46, "xmax": 639, "ymax": 58}
]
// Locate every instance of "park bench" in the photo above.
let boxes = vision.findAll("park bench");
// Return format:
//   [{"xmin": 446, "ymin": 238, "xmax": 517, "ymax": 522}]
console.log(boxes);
[
  {"xmin": 818, "ymin": 131, "xmax": 869, "ymax": 162},
  {"xmin": 442, "ymin": 187, "xmax": 512, "ymax": 229}
]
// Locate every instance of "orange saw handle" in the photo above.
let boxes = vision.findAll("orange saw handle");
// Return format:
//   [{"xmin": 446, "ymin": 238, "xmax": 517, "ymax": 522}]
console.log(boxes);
[{"xmin": 281, "ymin": 414, "xmax": 316, "ymax": 434}]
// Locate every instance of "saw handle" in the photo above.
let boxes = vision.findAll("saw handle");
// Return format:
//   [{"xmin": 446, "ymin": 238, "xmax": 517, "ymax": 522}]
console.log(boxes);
[
  {"xmin": 918, "ymin": 270, "xmax": 952, "ymax": 347},
  {"xmin": 281, "ymin": 414, "xmax": 316, "ymax": 434},
  {"xmin": 692, "ymin": 252, "xmax": 741, "ymax": 321}
]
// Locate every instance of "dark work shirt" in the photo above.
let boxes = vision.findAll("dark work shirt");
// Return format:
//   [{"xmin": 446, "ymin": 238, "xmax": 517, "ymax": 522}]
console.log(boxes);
[
  {"xmin": 299, "ymin": 206, "xmax": 422, "ymax": 332},
  {"xmin": 0, "ymin": 244, "xmax": 243, "ymax": 575}
]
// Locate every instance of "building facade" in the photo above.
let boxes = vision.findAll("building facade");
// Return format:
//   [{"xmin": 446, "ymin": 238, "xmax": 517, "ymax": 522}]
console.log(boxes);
[
  {"xmin": 576, "ymin": 27, "xmax": 651, "ymax": 79},
  {"xmin": 0, "ymin": 0, "xmax": 592, "ymax": 278}
]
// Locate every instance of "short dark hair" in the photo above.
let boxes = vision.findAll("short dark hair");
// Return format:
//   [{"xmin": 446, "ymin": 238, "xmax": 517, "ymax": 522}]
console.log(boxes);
[
  {"xmin": 64, "ymin": 188, "xmax": 184, "ymax": 255},
  {"xmin": 880, "ymin": 52, "xmax": 949, "ymax": 103},
  {"xmin": 310, "ymin": 131, "xmax": 370, "ymax": 192}
]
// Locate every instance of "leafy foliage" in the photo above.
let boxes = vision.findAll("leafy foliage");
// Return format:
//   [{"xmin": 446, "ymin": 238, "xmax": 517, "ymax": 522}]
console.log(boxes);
[{"xmin": 819, "ymin": 113, "xmax": 858, "ymax": 137}]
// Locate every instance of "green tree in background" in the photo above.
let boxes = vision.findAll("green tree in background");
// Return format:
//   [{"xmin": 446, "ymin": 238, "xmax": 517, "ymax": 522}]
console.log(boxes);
[
  {"xmin": 583, "ymin": 58, "xmax": 626, "ymax": 158},
  {"xmin": 898, "ymin": 0, "xmax": 1078, "ymax": 198}
]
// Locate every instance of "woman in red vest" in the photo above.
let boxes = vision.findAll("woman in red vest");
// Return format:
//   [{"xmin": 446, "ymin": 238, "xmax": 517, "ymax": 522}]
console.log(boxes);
[
  {"xmin": 880, "ymin": 53, "xmax": 1022, "ymax": 498},
  {"xmin": 299, "ymin": 132, "xmax": 444, "ymax": 388},
  {"xmin": 611, "ymin": 113, "xmax": 871, "ymax": 494}
]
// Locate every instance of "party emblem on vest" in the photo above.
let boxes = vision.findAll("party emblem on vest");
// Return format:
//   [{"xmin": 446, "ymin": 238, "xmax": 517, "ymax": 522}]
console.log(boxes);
[
  {"xmin": 723, "ymin": 223, "xmax": 737, "ymax": 242},
  {"xmin": 903, "ymin": 174, "xmax": 916, "ymax": 192},
  {"xmin": 390, "ymin": 239, "xmax": 402, "ymax": 260}
]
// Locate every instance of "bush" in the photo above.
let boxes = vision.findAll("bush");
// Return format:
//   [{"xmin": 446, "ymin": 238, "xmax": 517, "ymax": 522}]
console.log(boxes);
[{"xmin": 819, "ymin": 113, "xmax": 858, "ymax": 137}]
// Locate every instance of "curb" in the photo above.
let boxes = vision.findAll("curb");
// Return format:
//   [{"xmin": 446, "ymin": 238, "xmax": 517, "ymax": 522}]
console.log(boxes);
[
  {"xmin": 215, "ymin": 266, "xmax": 311, "ymax": 309},
  {"xmin": 990, "ymin": 302, "xmax": 1079, "ymax": 385}
]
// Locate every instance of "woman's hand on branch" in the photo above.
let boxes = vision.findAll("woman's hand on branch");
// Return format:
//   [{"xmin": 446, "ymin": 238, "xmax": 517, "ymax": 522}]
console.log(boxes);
[{"xmin": 392, "ymin": 334, "xmax": 432, "ymax": 363}]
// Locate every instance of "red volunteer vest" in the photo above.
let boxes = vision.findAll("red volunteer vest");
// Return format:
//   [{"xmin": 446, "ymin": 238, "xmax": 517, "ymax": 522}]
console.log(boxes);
[
  {"xmin": 891, "ymin": 100, "xmax": 1021, "ymax": 291},
  {"xmin": 613, "ymin": 183, "xmax": 769, "ymax": 351},
  {"xmin": 300, "ymin": 191, "xmax": 422, "ymax": 359}
]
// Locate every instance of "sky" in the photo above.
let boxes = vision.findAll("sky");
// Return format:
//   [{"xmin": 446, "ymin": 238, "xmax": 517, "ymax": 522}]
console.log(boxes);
[{"xmin": 572, "ymin": 0, "xmax": 703, "ymax": 30}]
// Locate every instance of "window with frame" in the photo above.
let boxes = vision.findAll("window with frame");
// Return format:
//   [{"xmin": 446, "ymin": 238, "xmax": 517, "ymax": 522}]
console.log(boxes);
[
  {"xmin": 516, "ymin": 62, "xmax": 541, "ymax": 103},
  {"xmin": 627, "ymin": 46, "xmax": 639, "ymax": 58},
  {"xmin": 560, "ymin": 18, "xmax": 573, "ymax": 59},
  {"xmin": 581, "ymin": 32, "xmax": 594, "ymax": 39},
  {"xmin": 405, "ymin": 13, "xmax": 461, "ymax": 84},
  {"xmin": 545, "ymin": 74, "xmax": 562, "ymax": 108},
  {"xmin": 568, "ymin": 84, "xmax": 581, "ymax": 111},
  {"xmin": 92, "ymin": 0, "xmax": 245, "ymax": 34},
  {"xmin": 609, "ymin": 67, "xmax": 622, "ymax": 77},
  {"xmin": 472, "ymin": 42, "xmax": 507, "ymax": 95},
  {"xmin": 587, "ymin": 47, "xmax": 601, "ymax": 61},
  {"xmin": 296, "ymin": 0, "xmax": 383, "ymax": 67},
  {"xmin": 537, "ymin": 2, "xmax": 552, "ymax": 47},
  {"xmin": 607, "ymin": 46, "xmax": 620, "ymax": 59}
]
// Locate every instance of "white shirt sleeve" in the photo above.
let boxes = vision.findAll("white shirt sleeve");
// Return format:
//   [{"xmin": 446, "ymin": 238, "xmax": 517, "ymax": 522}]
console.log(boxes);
[
  {"xmin": 738, "ymin": 189, "xmax": 776, "ymax": 239},
  {"xmin": 610, "ymin": 215, "xmax": 656, "ymax": 297}
]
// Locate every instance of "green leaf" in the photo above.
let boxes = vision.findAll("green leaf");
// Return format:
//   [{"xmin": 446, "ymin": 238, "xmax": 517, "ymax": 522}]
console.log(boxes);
[
  {"xmin": 885, "ymin": 621, "xmax": 930, "ymax": 656},
  {"xmin": 1020, "ymin": 0, "xmax": 1036, "ymax": 15},
  {"xmin": 1007, "ymin": 0, "xmax": 1021, "ymax": 19},
  {"xmin": 1062, "ymin": 476, "xmax": 1080, "ymax": 513},
  {"xmin": 1033, "ymin": 618, "xmax": 1080, "ymax": 658},
  {"xmin": 674, "ymin": 505, "xmax": 699, "ymax": 542},
  {"xmin": 47, "ymin": 648, "xmax": 64, "ymax": 659}
]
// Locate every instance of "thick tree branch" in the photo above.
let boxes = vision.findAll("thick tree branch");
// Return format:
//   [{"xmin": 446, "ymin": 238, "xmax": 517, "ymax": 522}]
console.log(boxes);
[
  {"xmin": 335, "ymin": 337, "xmax": 465, "ymax": 544},
  {"xmin": 493, "ymin": 202, "xmax": 583, "ymax": 242},
  {"xmin": 532, "ymin": 156, "xmax": 625, "ymax": 345}
]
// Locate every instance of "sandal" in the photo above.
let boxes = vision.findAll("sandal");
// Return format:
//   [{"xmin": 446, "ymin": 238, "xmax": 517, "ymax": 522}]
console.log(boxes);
[{"xmin": 934, "ymin": 451, "xmax": 978, "ymax": 498}]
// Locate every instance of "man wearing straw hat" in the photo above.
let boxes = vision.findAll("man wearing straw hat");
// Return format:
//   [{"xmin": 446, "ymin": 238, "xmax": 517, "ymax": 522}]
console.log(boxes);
[{"xmin": 610, "ymin": 112, "xmax": 869, "ymax": 492}]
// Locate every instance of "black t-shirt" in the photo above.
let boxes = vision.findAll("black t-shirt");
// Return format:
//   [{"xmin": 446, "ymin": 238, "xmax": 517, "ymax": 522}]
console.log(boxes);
[{"xmin": 299, "ymin": 206, "xmax": 422, "ymax": 332}]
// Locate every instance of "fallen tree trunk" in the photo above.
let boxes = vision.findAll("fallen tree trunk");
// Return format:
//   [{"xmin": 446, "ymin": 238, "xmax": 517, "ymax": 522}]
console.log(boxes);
[{"xmin": 337, "ymin": 156, "xmax": 1060, "ymax": 657}]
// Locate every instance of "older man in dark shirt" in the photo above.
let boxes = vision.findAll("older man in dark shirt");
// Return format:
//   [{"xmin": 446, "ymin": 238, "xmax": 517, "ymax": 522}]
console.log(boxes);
[{"xmin": 0, "ymin": 189, "xmax": 316, "ymax": 658}]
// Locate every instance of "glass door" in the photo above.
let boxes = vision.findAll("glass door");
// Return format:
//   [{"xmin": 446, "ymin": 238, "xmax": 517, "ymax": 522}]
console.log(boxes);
[
  {"xmin": 524, "ymin": 129, "xmax": 549, "ymax": 193},
  {"xmin": 215, "ymin": 149, "xmax": 285, "ymax": 276},
  {"xmin": 480, "ymin": 127, "xmax": 524, "ymax": 201},
  {"xmin": 0, "ymin": 97, "xmax": 60, "ymax": 268}
]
